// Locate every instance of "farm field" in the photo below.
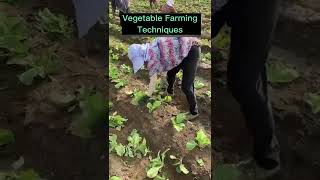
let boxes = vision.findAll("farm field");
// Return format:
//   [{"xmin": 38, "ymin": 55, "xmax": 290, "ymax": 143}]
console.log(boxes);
[
  {"xmin": 108, "ymin": 0, "xmax": 212, "ymax": 180},
  {"xmin": 212, "ymin": 2, "xmax": 320, "ymax": 178},
  {"xmin": 0, "ymin": 1, "xmax": 106, "ymax": 180}
]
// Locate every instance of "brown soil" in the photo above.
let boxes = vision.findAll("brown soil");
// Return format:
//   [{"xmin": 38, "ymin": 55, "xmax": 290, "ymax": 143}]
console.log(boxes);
[{"xmin": 0, "ymin": 2, "xmax": 106, "ymax": 180}]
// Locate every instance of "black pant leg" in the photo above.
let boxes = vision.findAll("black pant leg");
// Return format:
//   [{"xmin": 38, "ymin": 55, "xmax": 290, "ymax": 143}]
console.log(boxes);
[
  {"xmin": 181, "ymin": 46, "xmax": 201, "ymax": 115},
  {"xmin": 167, "ymin": 64, "xmax": 182, "ymax": 93},
  {"xmin": 227, "ymin": 0, "xmax": 281, "ymax": 168}
]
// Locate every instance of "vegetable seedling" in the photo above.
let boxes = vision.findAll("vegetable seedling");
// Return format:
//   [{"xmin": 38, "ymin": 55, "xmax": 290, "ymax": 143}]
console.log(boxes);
[
  {"xmin": 186, "ymin": 129, "xmax": 211, "ymax": 151},
  {"xmin": 171, "ymin": 113, "xmax": 187, "ymax": 132},
  {"xmin": 146, "ymin": 148, "xmax": 170, "ymax": 178},
  {"xmin": 147, "ymin": 100, "xmax": 162, "ymax": 113},
  {"xmin": 169, "ymin": 155, "xmax": 190, "ymax": 175},
  {"xmin": 109, "ymin": 112, "xmax": 127, "ymax": 130},
  {"xmin": 131, "ymin": 90, "xmax": 148, "ymax": 105}
]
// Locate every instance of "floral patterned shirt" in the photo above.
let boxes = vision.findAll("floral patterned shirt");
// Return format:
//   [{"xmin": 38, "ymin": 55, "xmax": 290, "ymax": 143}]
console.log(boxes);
[{"xmin": 146, "ymin": 37, "xmax": 198, "ymax": 76}]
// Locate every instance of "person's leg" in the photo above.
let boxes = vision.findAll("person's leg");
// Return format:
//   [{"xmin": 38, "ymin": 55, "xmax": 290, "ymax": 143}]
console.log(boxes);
[
  {"xmin": 212, "ymin": 2, "xmax": 231, "ymax": 38},
  {"xmin": 227, "ymin": 0, "xmax": 281, "ymax": 169},
  {"xmin": 181, "ymin": 46, "xmax": 201, "ymax": 115},
  {"xmin": 167, "ymin": 64, "xmax": 181, "ymax": 94}
]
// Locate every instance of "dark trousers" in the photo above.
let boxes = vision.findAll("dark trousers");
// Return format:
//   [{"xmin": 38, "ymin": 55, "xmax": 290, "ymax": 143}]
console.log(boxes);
[
  {"xmin": 213, "ymin": 0, "xmax": 281, "ymax": 168},
  {"xmin": 167, "ymin": 46, "xmax": 201, "ymax": 115}
]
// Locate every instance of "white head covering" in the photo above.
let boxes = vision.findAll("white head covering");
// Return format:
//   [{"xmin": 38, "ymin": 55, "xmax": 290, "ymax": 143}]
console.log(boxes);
[
  {"xmin": 166, "ymin": 0, "xmax": 174, "ymax": 7},
  {"xmin": 128, "ymin": 44, "xmax": 148, "ymax": 73}
]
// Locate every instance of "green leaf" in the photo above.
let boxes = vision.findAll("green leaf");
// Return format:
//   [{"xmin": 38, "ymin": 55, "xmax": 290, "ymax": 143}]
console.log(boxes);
[
  {"xmin": 171, "ymin": 113, "xmax": 187, "ymax": 132},
  {"xmin": 147, "ymin": 100, "xmax": 162, "ymax": 113},
  {"xmin": 175, "ymin": 113, "xmax": 186, "ymax": 124},
  {"xmin": 213, "ymin": 164, "xmax": 241, "ymax": 180},
  {"xmin": 163, "ymin": 96, "xmax": 172, "ymax": 103},
  {"xmin": 131, "ymin": 90, "xmax": 147, "ymax": 105},
  {"xmin": 109, "ymin": 112, "xmax": 127, "ymax": 129},
  {"xmin": 186, "ymin": 140, "xmax": 197, "ymax": 151},
  {"xmin": 194, "ymin": 80, "xmax": 206, "ymax": 89},
  {"xmin": 109, "ymin": 176, "xmax": 121, "ymax": 180},
  {"xmin": 70, "ymin": 92, "xmax": 106, "ymax": 138},
  {"xmin": 304, "ymin": 92, "xmax": 320, "ymax": 114},
  {"xmin": 147, "ymin": 166, "xmax": 162, "ymax": 178},
  {"xmin": 196, "ymin": 158, "xmax": 205, "ymax": 167},
  {"xmin": 195, "ymin": 129, "xmax": 211, "ymax": 148},
  {"xmin": 0, "ymin": 129, "xmax": 15, "ymax": 146},
  {"xmin": 267, "ymin": 61, "xmax": 299, "ymax": 83},
  {"xmin": 115, "ymin": 143, "xmax": 126, "ymax": 156},
  {"xmin": 179, "ymin": 164, "xmax": 189, "ymax": 174},
  {"xmin": 109, "ymin": 134, "xmax": 118, "ymax": 153},
  {"xmin": 18, "ymin": 67, "xmax": 40, "ymax": 85}
]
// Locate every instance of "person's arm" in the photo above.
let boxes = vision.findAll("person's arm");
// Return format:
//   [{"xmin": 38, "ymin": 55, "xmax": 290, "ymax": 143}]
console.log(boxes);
[{"xmin": 147, "ymin": 73, "xmax": 157, "ymax": 96}]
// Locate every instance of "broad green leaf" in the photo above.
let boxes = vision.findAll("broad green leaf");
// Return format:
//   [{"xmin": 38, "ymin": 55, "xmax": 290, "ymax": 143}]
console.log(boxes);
[
  {"xmin": 109, "ymin": 134, "xmax": 118, "ymax": 153},
  {"xmin": 147, "ymin": 166, "xmax": 162, "ymax": 178},
  {"xmin": 131, "ymin": 90, "xmax": 147, "ymax": 105},
  {"xmin": 267, "ymin": 61, "xmax": 299, "ymax": 83},
  {"xmin": 194, "ymin": 80, "xmax": 206, "ymax": 89},
  {"xmin": 115, "ymin": 143, "xmax": 125, "ymax": 156},
  {"xmin": 196, "ymin": 158, "xmax": 205, "ymax": 167},
  {"xmin": 109, "ymin": 112, "xmax": 127, "ymax": 129},
  {"xmin": 163, "ymin": 96, "xmax": 172, "ymax": 103},
  {"xmin": 186, "ymin": 140, "xmax": 197, "ymax": 151},
  {"xmin": 70, "ymin": 92, "xmax": 106, "ymax": 138},
  {"xmin": 304, "ymin": 92, "xmax": 320, "ymax": 114},
  {"xmin": 172, "ymin": 120, "xmax": 185, "ymax": 132},
  {"xmin": 179, "ymin": 164, "xmax": 189, "ymax": 174},
  {"xmin": 175, "ymin": 113, "xmax": 186, "ymax": 124},
  {"xmin": 110, "ymin": 176, "xmax": 121, "ymax": 180},
  {"xmin": 0, "ymin": 129, "xmax": 15, "ymax": 146},
  {"xmin": 18, "ymin": 67, "xmax": 40, "ymax": 85},
  {"xmin": 195, "ymin": 130, "xmax": 211, "ymax": 148}
]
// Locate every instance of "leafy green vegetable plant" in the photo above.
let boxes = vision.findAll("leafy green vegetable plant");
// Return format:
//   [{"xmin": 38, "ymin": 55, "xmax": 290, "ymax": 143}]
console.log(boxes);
[
  {"xmin": 70, "ymin": 88, "xmax": 106, "ymax": 138},
  {"xmin": 194, "ymin": 80, "xmax": 206, "ymax": 89},
  {"xmin": 18, "ymin": 50, "xmax": 60, "ymax": 85},
  {"xmin": 36, "ymin": 8, "xmax": 73, "ymax": 41},
  {"xmin": 147, "ymin": 100, "xmax": 162, "ymax": 113},
  {"xmin": 0, "ymin": 14, "xmax": 28, "ymax": 58},
  {"xmin": 186, "ymin": 129, "xmax": 211, "ymax": 151},
  {"xmin": 146, "ymin": 148, "xmax": 170, "ymax": 179},
  {"xmin": 109, "ymin": 130, "xmax": 150, "ymax": 158},
  {"xmin": 171, "ymin": 113, "xmax": 187, "ymax": 132},
  {"xmin": 131, "ymin": 90, "xmax": 148, "ymax": 105},
  {"xmin": 169, "ymin": 155, "xmax": 189, "ymax": 175},
  {"xmin": 196, "ymin": 158, "xmax": 205, "ymax": 167},
  {"xmin": 125, "ymin": 129, "xmax": 150, "ymax": 158},
  {"xmin": 109, "ymin": 112, "xmax": 127, "ymax": 130}
]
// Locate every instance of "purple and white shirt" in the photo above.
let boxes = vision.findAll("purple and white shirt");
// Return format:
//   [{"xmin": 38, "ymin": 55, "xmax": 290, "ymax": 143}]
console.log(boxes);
[{"xmin": 145, "ymin": 37, "xmax": 197, "ymax": 76}]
